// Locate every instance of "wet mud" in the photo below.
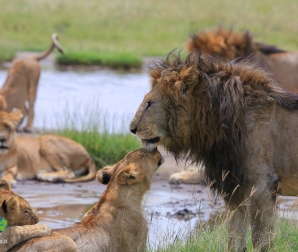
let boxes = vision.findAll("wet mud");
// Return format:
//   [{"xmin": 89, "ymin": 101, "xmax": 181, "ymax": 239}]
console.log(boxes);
[{"xmin": 11, "ymin": 148, "xmax": 298, "ymax": 249}]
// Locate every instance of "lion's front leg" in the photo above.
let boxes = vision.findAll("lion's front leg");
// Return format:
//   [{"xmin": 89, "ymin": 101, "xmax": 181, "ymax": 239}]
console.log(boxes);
[
  {"xmin": 2, "ymin": 166, "xmax": 17, "ymax": 187},
  {"xmin": 1, "ymin": 224, "xmax": 50, "ymax": 251},
  {"xmin": 226, "ymin": 198, "xmax": 249, "ymax": 252},
  {"xmin": 249, "ymin": 186, "xmax": 276, "ymax": 251}
]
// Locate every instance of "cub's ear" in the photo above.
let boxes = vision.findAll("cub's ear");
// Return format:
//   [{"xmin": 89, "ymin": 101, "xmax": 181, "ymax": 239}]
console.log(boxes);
[
  {"xmin": 96, "ymin": 165, "xmax": 114, "ymax": 185},
  {"xmin": 1, "ymin": 196, "xmax": 18, "ymax": 214},
  {"xmin": 0, "ymin": 179, "xmax": 11, "ymax": 191},
  {"xmin": 116, "ymin": 164, "xmax": 145, "ymax": 185}
]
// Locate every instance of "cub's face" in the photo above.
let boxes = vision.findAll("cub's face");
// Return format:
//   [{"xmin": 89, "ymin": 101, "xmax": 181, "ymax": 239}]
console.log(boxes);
[
  {"xmin": 0, "ymin": 109, "xmax": 23, "ymax": 155},
  {"xmin": 0, "ymin": 190, "xmax": 39, "ymax": 226}
]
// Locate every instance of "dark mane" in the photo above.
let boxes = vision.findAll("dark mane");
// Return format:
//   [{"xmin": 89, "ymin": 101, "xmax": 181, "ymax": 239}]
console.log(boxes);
[
  {"xmin": 187, "ymin": 27, "xmax": 287, "ymax": 59},
  {"xmin": 149, "ymin": 51, "xmax": 298, "ymax": 198}
]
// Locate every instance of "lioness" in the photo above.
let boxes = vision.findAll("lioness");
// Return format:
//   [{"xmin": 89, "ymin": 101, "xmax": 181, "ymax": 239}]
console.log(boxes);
[
  {"xmin": 130, "ymin": 51, "xmax": 298, "ymax": 251},
  {"xmin": 0, "ymin": 179, "xmax": 51, "ymax": 251},
  {"xmin": 0, "ymin": 33, "xmax": 64, "ymax": 132},
  {"xmin": 187, "ymin": 27, "xmax": 298, "ymax": 93},
  {"xmin": 0, "ymin": 109, "xmax": 96, "ymax": 186},
  {"xmin": 10, "ymin": 148, "xmax": 164, "ymax": 252}
]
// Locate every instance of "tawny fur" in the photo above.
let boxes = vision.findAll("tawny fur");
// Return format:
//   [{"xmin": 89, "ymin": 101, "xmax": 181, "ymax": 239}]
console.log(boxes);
[
  {"xmin": 0, "ymin": 33, "xmax": 64, "ymax": 132},
  {"xmin": 130, "ymin": 51, "xmax": 298, "ymax": 251},
  {"xmin": 168, "ymin": 165, "xmax": 205, "ymax": 184},
  {"xmin": 10, "ymin": 148, "xmax": 164, "ymax": 252},
  {"xmin": 0, "ymin": 110, "xmax": 96, "ymax": 186},
  {"xmin": 187, "ymin": 27, "xmax": 298, "ymax": 92},
  {"xmin": 0, "ymin": 179, "xmax": 51, "ymax": 251}
]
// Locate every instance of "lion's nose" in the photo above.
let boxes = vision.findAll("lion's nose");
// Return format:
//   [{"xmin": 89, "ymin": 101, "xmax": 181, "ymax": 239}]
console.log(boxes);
[{"xmin": 130, "ymin": 127, "xmax": 137, "ymax": 134}]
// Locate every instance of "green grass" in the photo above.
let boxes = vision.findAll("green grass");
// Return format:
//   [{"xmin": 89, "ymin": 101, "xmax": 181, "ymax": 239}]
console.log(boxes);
[
  {"xmin": 151, "ymin": 215, "xmax": 298, "ymax": 252},
  {"xmin": 49, "ymin": 104, "xmax": 141, "ymax": 169},
  {"xmin": 57, "ymin": 51, "xmax": 143, "ymax": 69},
  {"xmin": 1, "ymin": 0, "xmax": 298, "ymax": 67},
  {"xmin": 56, "ymin": 127, "xmax": 141, "ymax": 168}
]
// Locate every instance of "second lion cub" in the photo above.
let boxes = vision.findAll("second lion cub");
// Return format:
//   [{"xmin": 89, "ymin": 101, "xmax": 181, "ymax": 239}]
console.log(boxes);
[{"xmin": 10, "ymin": 148, "xmax": 164, "ymax": 252}]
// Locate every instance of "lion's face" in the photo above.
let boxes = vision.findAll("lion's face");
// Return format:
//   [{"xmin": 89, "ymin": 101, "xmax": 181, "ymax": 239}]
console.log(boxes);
[
  {"xmin": 130, "ymin": 63, "xmax": 199, "ymax": 153},
  {"xmin": 130, "ymin": 85, "xmax": 170, "ymax": 151},
  {"xmin": 97, "ymin": 148, "xmax": 164, "ymax": 187},
  {"xmin": 0, "ymin": 182, "xmax": 39, "ymax": 226},
  {"xmin": 0, "ymin": 109, "xmax": 23, "ymax": 155}
]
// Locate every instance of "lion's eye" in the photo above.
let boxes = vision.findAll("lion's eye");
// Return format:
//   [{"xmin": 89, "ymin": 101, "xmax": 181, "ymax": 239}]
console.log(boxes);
[
  {"xmin": 145, "ymin": 101, "xmax": 152, "ymax": 110},
  {"xmin": 4, "ymin": 124, "xmax": 10, "ymax": 130},
  {"xmin": 24, "ymin": 209, "xmax": 29, "ymax": 215}
]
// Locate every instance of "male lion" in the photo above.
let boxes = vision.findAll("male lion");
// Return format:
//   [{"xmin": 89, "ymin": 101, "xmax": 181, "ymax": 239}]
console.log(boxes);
[
  {"xmin": 187, "ymin": 27, "xmax": 298, "ymax": 93},
  {"xmin": 0, "ymin": 33, "xmax": 64, "ymax": 132},
  {"xmin": 0, "ymin": 109, "xmax": 96, "ymax": 186},
  {"xmin": 10, "ymin": 148, "xmax": 164, "ymax": 252},
  {"xmin": 130, "ymin": 51, "xmax": 298, "ymax": 251},
  {"xmin": 0, "ymin": 179, "xmax": 51, "ymax": 251}
]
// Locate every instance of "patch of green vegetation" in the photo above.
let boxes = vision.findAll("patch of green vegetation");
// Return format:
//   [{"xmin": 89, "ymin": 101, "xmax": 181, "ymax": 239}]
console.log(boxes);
[
  {"xmin": 1, "ymin": 0, "xmax": 298, "ymax": 68},
  {"xmin": 56, "ymin": 127, "xmax": 141, "ymax": 168},
  {"xmin": 51, "ymin": 105, "xmax": 141, "ymax": 169},
  {"xmin": 57, "ymin": 51, "xmax": 142, "ymax": 69}
]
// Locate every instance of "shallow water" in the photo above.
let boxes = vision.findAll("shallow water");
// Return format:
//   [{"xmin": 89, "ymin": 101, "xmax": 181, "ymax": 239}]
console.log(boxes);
[{"xmin": 0, "ymin": 67, "xmax": 150, "ymax": 131}]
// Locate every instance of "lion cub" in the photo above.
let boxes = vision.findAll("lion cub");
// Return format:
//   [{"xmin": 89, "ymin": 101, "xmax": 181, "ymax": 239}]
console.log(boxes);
[
  {"xmin": 11, "ymin": 148, "xmax": 164, "ymax": 252},
  {"xmin": 0, "ymin": 179, "xmax": 51, "ymax": 251}
]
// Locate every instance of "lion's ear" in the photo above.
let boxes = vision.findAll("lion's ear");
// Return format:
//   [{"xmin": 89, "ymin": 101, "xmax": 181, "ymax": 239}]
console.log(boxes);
[
  {"xmin": 176, "ymin": 66, "xmax": 198, "ymax": 95},
  {"xmin": 0, "ymin": 179, "xmax": 11, "ymax": 191},
  {"xmin": 11, "ymin": 108, "xmax": 24, "ymax": 124},
  {"xmin": 1, "ymin": 196, "xmax": 18, "ymax": 214},
  {"xmin": 96, "ymin": 165, "xmax": 114, "ymax": 185},
  {"xmin": 116, "ymin": 164, "xmax": 145, "ymax": 185}
]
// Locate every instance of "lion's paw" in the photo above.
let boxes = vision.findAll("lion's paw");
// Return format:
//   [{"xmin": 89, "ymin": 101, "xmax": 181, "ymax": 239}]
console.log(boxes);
[
  {"xmin": 36, "ymin": 223, "xmax": 51, "ymax": 236},
  {"xmin": 168, "ymin": 167, "xmax": 205, "ymax": 185},
  {"xmin": 169, "ymin": 173, "xmax": 184, "ymax": 184}
]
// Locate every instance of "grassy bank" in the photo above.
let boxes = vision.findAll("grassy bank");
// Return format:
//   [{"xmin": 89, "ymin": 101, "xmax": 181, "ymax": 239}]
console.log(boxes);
[
  {"xmin": 1, "ymin": 0, "xmax": 298, "ymax": 68},
  {"xmin": 51, "ymin": 105, "xmax": 141, "ymax": 168},
  {"xmin": 56, "ymin": 127, "xmax": 141, "ymax": 168},
  {"xmin": 152, "ymin": 215, "xmax": 298, "ymax": 252}
]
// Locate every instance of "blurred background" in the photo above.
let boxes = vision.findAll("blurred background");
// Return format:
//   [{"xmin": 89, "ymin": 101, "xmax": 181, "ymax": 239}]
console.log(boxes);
[{"xmin": 1, "ymin": 0, "xmax": 298, "ymax": 67}]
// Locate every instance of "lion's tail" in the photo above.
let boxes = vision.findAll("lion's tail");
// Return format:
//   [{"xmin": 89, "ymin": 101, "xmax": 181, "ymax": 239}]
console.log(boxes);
[
  {"xmin": 33, "ymin": 33, "xmax": 64, "ymax": 61},
  {"xmin": 0, "ymin": 95, "xmax": 7, "ymax": 110},
  {"xmin": 63, "ymin": 158, "xmax": 97, "ymax": 183}
]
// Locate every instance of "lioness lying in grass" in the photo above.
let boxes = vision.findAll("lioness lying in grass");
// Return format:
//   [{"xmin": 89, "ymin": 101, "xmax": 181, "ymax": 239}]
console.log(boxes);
[
  {"xmin": 0, "ymin": 179, "xmax": 52, "ymax": 251},
  {"xmin": 0, "ymin": 109, "xmax": 96, "ymax": 186},
  {"xmin": 10, "ymin": 148, "xmax": 164, "ymax": 252}
]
